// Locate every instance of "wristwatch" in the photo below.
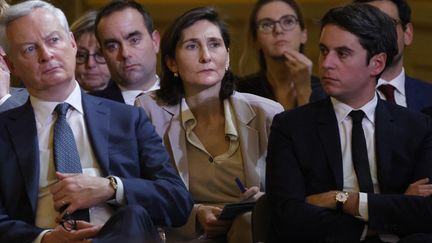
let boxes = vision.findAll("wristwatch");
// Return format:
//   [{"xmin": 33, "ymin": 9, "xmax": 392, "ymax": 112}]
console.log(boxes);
[
  {"xmin": 335, "ymin": 191, "xmax": 349, "ymax": 212},
  {"xmin": 107, "ymin": 176, "xmax": 118, "ymax": 199}
]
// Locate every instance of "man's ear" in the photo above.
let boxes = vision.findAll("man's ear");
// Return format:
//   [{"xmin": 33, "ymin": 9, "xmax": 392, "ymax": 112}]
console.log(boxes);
[
  {"xmin": 403, "ymin": 23, "xmax": 413, "ymax": 46},
  {"xmin": 369, "ymin": 52, "xmax": 387, "ymax": 77},
  {"xmin": 4, "ymin": 56, "xmax": 15, "ymax": 75},
  {"xmin": 151, "ymin": 30, "xmax": 161, "ymax": 54}
]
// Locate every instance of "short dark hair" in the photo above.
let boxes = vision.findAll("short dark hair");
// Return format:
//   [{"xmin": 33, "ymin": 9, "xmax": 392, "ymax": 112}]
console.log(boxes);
[
  {"xmin": 353, "ymin": 0, "xmax": 411, "ymax": 30},
  {"xmin": 321, "ymin": 3, "xmax": 398, "ymax": 72},
  {"xmin": 156, "ymin": 6, "xmax": 234, "ymax": 106},
  {"xmin": 95, "ymin": 0, "xmax": 154, "ymax": 41},
  {"xmin": 247, "ymin": 0, "xmax": 306, "ymax": 72}
]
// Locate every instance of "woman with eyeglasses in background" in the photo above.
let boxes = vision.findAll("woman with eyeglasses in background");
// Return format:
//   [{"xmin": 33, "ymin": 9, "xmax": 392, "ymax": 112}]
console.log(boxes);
[
  {"xmin": 237, "ymin": 0, "xmax": 324, "ymax": 110},
  {"xmin": 71, "ymin": 10, "xmax": 111, "ymax": 92}
]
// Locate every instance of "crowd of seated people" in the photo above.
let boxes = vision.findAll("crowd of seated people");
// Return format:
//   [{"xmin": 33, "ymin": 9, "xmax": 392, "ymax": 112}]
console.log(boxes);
[{"xmin": 1, "ymin": 0, "xmax": 432, "ymax": 243}]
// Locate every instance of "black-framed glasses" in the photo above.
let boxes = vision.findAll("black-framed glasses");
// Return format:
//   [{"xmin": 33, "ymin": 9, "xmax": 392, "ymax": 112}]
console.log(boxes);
[
  {"xmin": 76, "ymin": 51, "xmax": 106, "ymax": 64},
  {"xmin": 257, "ymin": 15, "xmax": 299, "ymax": 33},
  {"xmin": 60, "ymin": 212, "xmax": 77, "ymax": 231}
]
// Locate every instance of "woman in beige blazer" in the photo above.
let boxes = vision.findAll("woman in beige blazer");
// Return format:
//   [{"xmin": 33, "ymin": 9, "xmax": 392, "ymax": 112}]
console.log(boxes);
[{"xmin": 136, "ymin": 7, "xmax": 283, "ymax": 243}]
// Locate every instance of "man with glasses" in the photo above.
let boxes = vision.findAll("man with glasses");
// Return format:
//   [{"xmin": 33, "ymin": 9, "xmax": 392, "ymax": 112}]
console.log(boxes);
[
  {"xmin": 0, "ymin": 1, "xmax": 193, "ymax": 242},
  {"xmin": 353, "ymin": 0, "xmax": 432, "ymax": 112},
  {"xmin": 90, "ymin": 1, "xmax": 160, "ymax": 106}
]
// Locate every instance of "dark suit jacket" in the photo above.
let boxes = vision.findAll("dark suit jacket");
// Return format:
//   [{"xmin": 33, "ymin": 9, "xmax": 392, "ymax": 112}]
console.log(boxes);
[
  {"xmin": 0, "ymin": 92, "xmax": 193, "ymax": 243},
  {"xmin": 406, "ymin": 76, "xmax": 432, "ymax": 112},
  {"xmin": 236, "ymin": 71, "xmax": 326, "ymax": 106},
  {"xmin": 90, "ymin": 80, "xmax": 125, "ymax": 103},
  {"xmin": 266, "ymin": 98, "xmax": 432, "ymax": 242},
  {"xmin": 0, "ymin": 87, "xmax": 28, "ymax": 112}
]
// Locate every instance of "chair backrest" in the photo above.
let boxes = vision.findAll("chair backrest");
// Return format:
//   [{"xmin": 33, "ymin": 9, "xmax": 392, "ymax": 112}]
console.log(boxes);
[{"xmin": 252, "ymin": 194, "xmax": 271, "ymax": 243}]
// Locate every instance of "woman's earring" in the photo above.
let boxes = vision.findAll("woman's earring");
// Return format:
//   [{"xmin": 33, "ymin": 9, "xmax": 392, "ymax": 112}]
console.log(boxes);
[
  {"xmin": 173, "ymin": 72, "xmax": 178, "ymax": 78},
  {"xmin": 225, "ymin": 65, "xmax": 229, "ymax": 71}
]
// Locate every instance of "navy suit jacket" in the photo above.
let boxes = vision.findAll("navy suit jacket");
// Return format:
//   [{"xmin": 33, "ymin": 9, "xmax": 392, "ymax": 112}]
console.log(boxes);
[
  {"xmin": 0, "ymin": 87, "xmax": 28, "ymax": 113},
  {"xmin": 90, "ymin": 80, "xmax": 125, "ymax": 104},
  {"xmin": 0, "ymin": 93, "xmax": 193, "ymax": 243},
  {"xmin": 266, "ymin": 98, "xmax": 432, "ymax": 242},
  {"xmin": 405, "ymin": 75, "xmax": 432, "ymax": 112}
]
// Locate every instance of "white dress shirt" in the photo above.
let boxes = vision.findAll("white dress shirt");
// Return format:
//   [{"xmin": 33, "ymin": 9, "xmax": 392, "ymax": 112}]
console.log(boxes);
[
  {"xmin": 331, "ymin": 94, "xmax": 399, "ymax": 242},
  {"xmin": 32, "ymin": 82, "xmax": 125, "ymax": 243},
  {"xmin": 119, "ymin": 75, "xmax": 160, "ymax": 105},
  {"xmin": 0, "ymin": 93, "xmax": 11, "ymax": 105}
]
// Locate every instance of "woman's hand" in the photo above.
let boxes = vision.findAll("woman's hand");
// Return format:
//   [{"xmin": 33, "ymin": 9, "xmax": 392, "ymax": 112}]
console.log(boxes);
[
  {"xmin": 239, "ymin": 186, "xmax": 264, "ymax": 202},
  {"xmin": 283, "ymin": 49, "xmax": 312, "ymax": 106}
]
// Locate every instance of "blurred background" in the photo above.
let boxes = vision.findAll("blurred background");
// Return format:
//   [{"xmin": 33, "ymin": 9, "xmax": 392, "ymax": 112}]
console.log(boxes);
[{"xmin": 8, "ymin": 0, "xmax": 432, "ymax": 83}]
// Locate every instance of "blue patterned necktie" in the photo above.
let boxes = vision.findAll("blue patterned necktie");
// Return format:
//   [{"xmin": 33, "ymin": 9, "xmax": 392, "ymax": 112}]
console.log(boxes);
[
  {"xmin": 53, "ymin": 103, "xmax": 89, "ymax": 221},
  {"xmin": 54, "ymin": 103, "xmax": 82, "ymax": 173}
]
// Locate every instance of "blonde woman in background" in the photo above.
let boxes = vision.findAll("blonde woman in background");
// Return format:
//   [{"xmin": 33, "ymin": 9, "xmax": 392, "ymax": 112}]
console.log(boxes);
[{"xmin": 71, "ymin": 10, "xmax": 111, "ymax": 92}]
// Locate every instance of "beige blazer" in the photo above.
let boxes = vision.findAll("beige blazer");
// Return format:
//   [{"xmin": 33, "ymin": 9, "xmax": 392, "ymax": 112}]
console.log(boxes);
[{"xmin": 136, "ymin": 91, "xmax": 283, "ymax": 238}]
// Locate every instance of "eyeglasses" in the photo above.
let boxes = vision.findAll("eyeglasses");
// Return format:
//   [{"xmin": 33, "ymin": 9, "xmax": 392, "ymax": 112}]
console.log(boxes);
[
  {"xmin": 391, "ymin": 18, "xmax": 402, "ymax": 26},
  {"xmin": 76, "ymin": 51, "xmax": 106, "ymax": 64},
  {"xmin": 60, "ymin": 212, "xmax": 77, "ymax": 231},
  {"xmin": 257, "ymin": 15, "xmax": 299, "ymax": 33}
]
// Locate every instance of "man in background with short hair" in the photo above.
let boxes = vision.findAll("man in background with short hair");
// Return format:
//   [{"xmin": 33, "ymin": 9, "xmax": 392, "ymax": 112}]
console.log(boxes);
[{"xmin": 91, "ymin": 0, "xmax": 160, "ymax": 105}]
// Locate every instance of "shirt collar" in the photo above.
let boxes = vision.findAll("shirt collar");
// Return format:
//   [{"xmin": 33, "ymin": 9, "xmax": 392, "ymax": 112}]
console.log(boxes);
[
  {"xmin": 377, "ymin": 68, "xmax": 405, "ymax": 95},
  {"xmin": 31, "ymin": 81, "xmax": 83, "ymax": 126},
  {"xmin": 331, "ymin": 92, "xmax": 377, "ymax": 125},
  {"xmin": 117, "ymin": 74, "xmax": 160, "ymax": 92},
  {"xmin": 180, "ymin": 98, "xmax": 239, "ymax": 140},
  {"xmin": 223, "ymin": 99, "xmax": 239, "ymax": 140},
  {"xmin": 118, "ymin": 75, "xmax": 160, "ymax": 105}
]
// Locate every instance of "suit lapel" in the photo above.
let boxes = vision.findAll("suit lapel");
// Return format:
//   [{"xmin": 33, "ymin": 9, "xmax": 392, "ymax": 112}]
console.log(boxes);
[
  {"xmin": 317, "ymin": 99, "xmax": 344, "ymax": 190},
  {"xmin": 405, "ymin": 75, "xmax": 417, "ymax": 110},
  {"xmin": 374, "ymin": 99, "xmax": 394, "ymax": 192},
  {"xmin": 8, "ymin": 101, "xmax": 39, "ymax": 216},
  {"xmin": 106, "ymin": 80, "xmax": 125, "ymax": 103},
  {"xmin": 164, "ymin": 104, "xmax": 190, "ymax": 188},
  {"xmin": 230, "ymin": 93, "xmax": 260, "ymax": 188},
  {"xmin": 82, "ymin": 93, "xmax": 111, "ymax": 175}
]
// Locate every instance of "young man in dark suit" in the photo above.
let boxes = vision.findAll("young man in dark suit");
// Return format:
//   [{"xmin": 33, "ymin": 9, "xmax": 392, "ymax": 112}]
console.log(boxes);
[
  {"xmin": 0, "ymin": 1, "xmax": 192, "ymax": 242},
  {"xmin": 266, "ymin": 3, "xmax": 432, "ymax": 242}
]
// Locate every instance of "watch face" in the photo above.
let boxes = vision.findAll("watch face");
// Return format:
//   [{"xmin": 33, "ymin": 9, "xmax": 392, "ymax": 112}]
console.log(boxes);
[{"xmin": 336, "ymin": 192, "xmax": 348, "ymax": 202}]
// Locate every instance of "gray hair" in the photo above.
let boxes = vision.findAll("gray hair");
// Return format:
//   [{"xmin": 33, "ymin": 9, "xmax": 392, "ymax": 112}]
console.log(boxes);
[
  {"xmin": 0, "ymin": 0, "xmax": 70, "ymax": 54},
  {"xmin": 70, "ymin": 10, "xmax": 98, "ymax": 42}
]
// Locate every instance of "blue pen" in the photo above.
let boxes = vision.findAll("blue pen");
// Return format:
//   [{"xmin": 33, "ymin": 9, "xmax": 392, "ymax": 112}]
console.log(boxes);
[{"xmin": 235, "ymin": 177, "xmax": 247, "ymax": 193}]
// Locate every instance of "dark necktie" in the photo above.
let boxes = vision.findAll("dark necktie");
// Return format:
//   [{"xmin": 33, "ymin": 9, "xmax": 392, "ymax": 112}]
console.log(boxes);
[
  {"xmin": 53, "ymin": 103, "xmax": 90, "ymax": 221},
  {"xmin": 349, "ymin": 110, "xmax": 374, "ymax": 193},
  {"xmin": 378, "ymin": 85, "xmax": 396, "ymax": 104}
]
